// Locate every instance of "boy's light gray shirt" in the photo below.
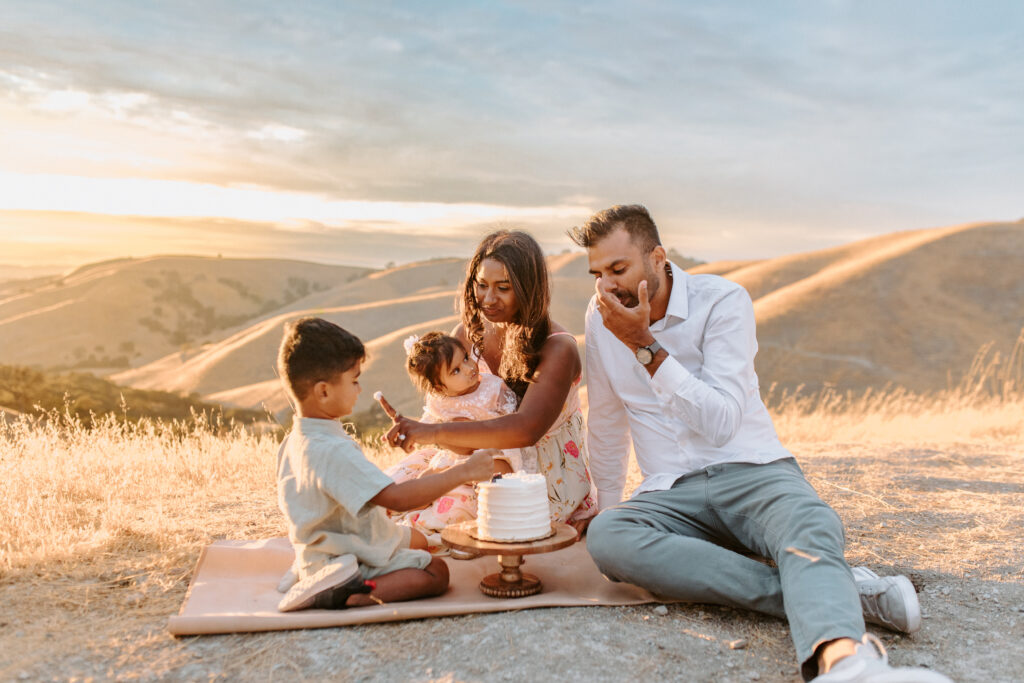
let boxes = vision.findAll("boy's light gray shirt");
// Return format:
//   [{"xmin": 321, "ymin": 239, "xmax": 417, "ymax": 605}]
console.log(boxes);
[
  {"xmin": 277, "ymin": 417, "xmax": 430, "ymax": 577},
  {"xmin": 585, "ymin": 262, "xmax": 793, "ymax": 510}
]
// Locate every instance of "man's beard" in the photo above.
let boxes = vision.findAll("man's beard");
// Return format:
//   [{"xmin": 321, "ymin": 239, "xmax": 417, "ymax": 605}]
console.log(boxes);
[
  {"xmin": 612, "ymin": 261, "xmax": 660, "ymax": 308},
  {"xmin": 613, "ymin": 290, "xmax": 639, "ymax": 308}
]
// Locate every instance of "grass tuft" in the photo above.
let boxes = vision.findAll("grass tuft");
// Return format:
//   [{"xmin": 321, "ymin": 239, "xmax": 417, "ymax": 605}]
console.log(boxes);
[{"xmin": 767, "ymin": 328, "xmax": 1024, "ymax": 443}]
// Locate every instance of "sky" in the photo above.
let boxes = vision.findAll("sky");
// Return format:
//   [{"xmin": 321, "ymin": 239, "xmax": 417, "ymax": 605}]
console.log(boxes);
[{"xmin": 1, "ymin": 1, "xmax": 1022, "ymax": 271}]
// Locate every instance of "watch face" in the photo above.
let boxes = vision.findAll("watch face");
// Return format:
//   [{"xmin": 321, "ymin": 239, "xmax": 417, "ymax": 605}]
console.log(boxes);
[{"xmin": 636, "ymin": 346, "xmax": 653, "ymax": 365}]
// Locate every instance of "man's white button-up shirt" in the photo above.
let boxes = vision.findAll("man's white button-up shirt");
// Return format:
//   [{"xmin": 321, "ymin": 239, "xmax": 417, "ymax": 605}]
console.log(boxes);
[{"xmin": 585, "ymin": 261, "xmax": 793, "ymax": 511}]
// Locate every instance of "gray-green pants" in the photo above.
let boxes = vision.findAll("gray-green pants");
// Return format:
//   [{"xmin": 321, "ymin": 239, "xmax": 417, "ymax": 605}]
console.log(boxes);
[{"xmin": 587, "ymin": 458, "xmax": 864, "ymax": 678}]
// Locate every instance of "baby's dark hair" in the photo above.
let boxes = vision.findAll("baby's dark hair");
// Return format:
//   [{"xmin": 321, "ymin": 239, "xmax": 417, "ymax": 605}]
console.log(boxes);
[
  {"xmin": 406, "ymin": 332, "xmax": 466, "ymax": 395},
  {"xmin": 278, "ymin": 317, "xmax": 364, "ymax": 401}
]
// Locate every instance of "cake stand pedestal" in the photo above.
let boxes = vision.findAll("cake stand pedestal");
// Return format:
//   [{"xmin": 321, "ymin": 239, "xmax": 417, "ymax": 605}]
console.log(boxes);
[{"xmin": 441, "ymin": 522, "xmax": 578, "ymax": 598}]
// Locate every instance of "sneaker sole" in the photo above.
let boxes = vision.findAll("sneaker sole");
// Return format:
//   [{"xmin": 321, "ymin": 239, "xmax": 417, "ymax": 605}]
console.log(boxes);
[
  {"xmin": 889, "ymin": 575, "xmax": 921, "ymax": 634},
  {"xmin": 278, "ymin": 556, "xmax": 361, "ymax": 612}
]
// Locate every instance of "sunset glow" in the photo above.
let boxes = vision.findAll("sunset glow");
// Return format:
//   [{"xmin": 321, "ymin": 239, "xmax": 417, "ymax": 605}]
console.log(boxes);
[
  {"xmin": 0, "ymin": 172, "xmax": 590, "ymax": 234},
  {"xmin": 1, "ymin": 3, "xmax": 1022, "ymax": 270}
]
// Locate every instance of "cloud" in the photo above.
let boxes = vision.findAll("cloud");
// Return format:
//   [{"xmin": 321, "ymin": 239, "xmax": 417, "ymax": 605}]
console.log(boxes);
[{"xmin": 1, "ymin": 1, "xmax": 1022, "ymax": 262}]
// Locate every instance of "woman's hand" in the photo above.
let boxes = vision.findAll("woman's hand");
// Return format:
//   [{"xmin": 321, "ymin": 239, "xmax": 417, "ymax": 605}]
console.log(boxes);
[
  {"xmin": 377, "ymin": 392, "xmax": 430, "ymax": 452},
  {"xmin": 383, "ymin": 416, "xmax": 428, "ymax": 452}
]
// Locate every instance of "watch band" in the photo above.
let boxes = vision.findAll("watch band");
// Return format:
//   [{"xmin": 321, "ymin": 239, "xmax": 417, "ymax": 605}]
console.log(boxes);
[{"xmin": 635, "ymin": 339, "xmax": 663, "ymax": 366}]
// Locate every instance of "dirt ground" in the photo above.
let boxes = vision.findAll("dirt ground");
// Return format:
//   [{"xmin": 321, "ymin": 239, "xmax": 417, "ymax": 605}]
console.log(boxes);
[{"xmin": 2, "ymin": 439, "xmax": 1022, "ymax": 682}]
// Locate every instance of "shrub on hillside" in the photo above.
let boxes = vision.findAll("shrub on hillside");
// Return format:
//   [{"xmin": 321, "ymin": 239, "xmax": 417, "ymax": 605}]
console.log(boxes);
[{"xmin": 0, "ymin": 365, "xmax": 266, "ymax": 425}]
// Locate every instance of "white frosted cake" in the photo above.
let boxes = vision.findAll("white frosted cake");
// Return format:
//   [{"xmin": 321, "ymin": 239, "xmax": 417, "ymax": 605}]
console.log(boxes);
[{"xmin": 474, "ymin": 473, "xmax": 552, "ymax": 542}]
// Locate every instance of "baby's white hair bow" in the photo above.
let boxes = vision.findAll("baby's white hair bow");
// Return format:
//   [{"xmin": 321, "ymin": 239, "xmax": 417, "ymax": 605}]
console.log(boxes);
[{"xmin": 403, "ymin": 334, "xmax": 420, "ymax": 356}]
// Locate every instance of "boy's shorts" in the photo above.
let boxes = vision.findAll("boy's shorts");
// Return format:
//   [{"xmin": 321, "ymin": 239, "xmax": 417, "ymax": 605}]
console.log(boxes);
[
  {"xmin": 295, "ymin": 525, "xmax": 432, "ymax": 583},
  {"xmin": 360, "ymin": 526, "xmax": 432, "ymax": 579}
]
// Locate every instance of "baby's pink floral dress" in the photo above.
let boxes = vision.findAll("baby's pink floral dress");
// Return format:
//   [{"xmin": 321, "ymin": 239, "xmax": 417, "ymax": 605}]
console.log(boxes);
[{"xmin": 385, "ymin": 373, "xmax": 521, "ymax": 553}]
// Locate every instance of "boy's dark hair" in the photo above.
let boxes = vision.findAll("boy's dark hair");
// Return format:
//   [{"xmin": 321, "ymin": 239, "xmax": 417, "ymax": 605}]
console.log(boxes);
[
  {"xmin": 277, "ymin": 317, "xmax": 364, "ymax": 401},
  {"xmin": 567, "ymin": 204, "xmax": 662, "ymax": 254},
  {"xmin": 406, "ymin": 332, "xmax": 465, "ymax": 395}
]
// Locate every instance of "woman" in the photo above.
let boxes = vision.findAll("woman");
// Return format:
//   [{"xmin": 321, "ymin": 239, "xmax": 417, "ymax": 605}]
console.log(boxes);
[{"xmin": 383, "ymin": 230, "xmax": 596, "ymax": 530}]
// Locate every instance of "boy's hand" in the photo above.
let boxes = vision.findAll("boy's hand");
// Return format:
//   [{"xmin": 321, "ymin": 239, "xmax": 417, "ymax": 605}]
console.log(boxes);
[{"xmin": 460, "ymin": 450, "xmax": 495, "ymax": 483}]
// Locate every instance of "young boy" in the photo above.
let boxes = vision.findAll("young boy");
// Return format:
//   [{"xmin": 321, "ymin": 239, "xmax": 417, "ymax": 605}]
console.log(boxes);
[{"xmin": 275, "ymin": 317, "xmax": 494, "ymax": 611}]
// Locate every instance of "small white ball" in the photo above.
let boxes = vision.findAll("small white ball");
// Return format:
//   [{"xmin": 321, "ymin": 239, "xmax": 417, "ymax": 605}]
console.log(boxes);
[{"xmin": 373, "ymin": 391, "xmax": 383, "ymax": 401}]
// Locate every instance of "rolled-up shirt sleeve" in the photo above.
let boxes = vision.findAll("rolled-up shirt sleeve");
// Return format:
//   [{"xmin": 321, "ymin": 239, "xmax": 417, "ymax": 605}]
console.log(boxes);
[
  {"xmin": 649, "ymin": 287, "xmax": 754, "ymax": 448},
  {"xmin": 584, "ymin": 296, "xmax": 633, "ymax": 510}
]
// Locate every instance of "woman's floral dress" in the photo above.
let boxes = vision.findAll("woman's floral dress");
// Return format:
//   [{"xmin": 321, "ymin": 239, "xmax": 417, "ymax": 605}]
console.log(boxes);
[{"xmin": 480, "ymin": 335, "xmax": 597, "ymax": 524}]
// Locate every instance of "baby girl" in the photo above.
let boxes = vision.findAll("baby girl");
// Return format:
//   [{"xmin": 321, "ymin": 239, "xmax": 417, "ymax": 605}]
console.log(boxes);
[{"xmin": 382, "ymin": 332, "xmax": 520, "ymax": 553}]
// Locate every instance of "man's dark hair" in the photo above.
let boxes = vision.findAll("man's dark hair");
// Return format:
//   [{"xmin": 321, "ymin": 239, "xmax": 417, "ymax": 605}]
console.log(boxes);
[
  {"xmin": 277, "ymin": 317, "xmax": 364, "ymax": 400},
  {"xmin": 568, "ymin": 204, "xmax": 662, "ymax": 254}
]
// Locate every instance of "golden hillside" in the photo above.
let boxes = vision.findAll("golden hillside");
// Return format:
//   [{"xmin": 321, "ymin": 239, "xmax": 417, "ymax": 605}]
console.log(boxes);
[
  {"xmin": 5, "ymin": 221, "xmax": 1021, "ymax": 420},
  {"xmin": 111, "ymin": 252, "xmax": 619, "ymax": 418},
  {"xmin": 748, "ymin": 221, "xmax": 1023, "ymax": 392},
  {"xmin": 0, "ymin": 256, "xmax": 369, "ymax": 370}
]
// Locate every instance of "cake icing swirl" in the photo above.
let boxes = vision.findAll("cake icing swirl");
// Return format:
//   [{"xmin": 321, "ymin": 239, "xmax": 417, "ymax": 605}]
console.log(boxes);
[{"xmin": 475, "ymin": 473, "xmax": 551, "ymax": 542}]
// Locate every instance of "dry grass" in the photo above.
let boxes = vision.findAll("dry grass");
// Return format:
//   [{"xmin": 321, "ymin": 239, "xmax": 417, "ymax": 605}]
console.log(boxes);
[
  {"xmin": 0, "ymin": 409, "xmax": 283, "ymax": 580},
  {"xmin": 1, "ymin": 342, "xmax": 1022, "ymax": 679},
  {"xmin": 2, "ymin": 331, "xmax": 1021, "ymax": 578},
  {"xmin": 766, "ymin": 329, "xmax": 1024, "ymax": 443},
  {"xmin": 791, "ymin": 440, "xmax": 1024, "ymax": 581},
  {"xmin": 0, "ymin": 410, "xmax": 287, "ymax": 679}
]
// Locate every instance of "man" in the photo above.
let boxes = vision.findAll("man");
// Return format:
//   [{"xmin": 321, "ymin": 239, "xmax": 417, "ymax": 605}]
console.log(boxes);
[{"xmin": 570, "ymin": 205, "xmax": 950, "ymax": 683}]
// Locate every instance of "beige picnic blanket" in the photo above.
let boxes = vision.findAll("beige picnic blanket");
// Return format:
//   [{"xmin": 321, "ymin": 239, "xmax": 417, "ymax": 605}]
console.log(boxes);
[{"xmin": 168, "ymin": 536, "xmax": 663, "ymax": 635}]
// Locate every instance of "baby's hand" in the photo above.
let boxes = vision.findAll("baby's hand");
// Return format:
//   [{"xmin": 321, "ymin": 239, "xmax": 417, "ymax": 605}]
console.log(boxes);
[{"xmin": 461, "ymin": 450, "xmax": 495, "ymax": 483}]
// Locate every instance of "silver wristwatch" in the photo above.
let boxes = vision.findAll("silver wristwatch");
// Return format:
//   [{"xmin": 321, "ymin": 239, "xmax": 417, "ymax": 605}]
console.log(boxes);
[{"xmin": 635, "ymin": 339, "xmax": 663, "ymax": 366}]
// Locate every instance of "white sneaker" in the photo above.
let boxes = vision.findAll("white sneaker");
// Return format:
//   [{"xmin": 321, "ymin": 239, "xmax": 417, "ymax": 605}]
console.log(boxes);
[
  {"xmin": 812, "ymin": 634, "xmax": 952, "ymax": 682},
  {"xmin": 852, "ymin": 567, "xmax": 921, "ymax": 634},
  {"xmin": 277, "ymin": 554, "xmax": 367, "ymax": 612}
]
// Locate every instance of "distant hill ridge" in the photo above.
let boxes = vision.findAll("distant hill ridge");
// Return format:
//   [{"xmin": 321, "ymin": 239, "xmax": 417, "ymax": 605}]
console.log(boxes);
[
  {"xmin": 0, "ymin": 255, "xmax": 371, "ymax": 371},
  {"xmin": 2, "ymin": 222, "xmax": 1021, "ymax": 422}
]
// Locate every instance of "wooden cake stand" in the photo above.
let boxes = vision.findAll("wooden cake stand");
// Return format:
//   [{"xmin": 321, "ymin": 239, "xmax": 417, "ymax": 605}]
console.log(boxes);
[{"xmin": 441, "ymin": 521, "xmax": 578, "ymax": 598}]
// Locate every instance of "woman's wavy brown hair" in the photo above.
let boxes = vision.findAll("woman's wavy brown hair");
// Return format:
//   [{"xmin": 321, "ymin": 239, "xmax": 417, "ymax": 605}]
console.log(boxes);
[{"xmin": 460, "ymin": 230, "xmax": 551, "ymax": 401}]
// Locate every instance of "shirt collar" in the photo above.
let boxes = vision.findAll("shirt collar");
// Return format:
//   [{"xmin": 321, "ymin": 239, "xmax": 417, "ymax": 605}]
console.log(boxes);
[
  {"xmin": 296, "ymin": 416, "xmax": 349, "ymax": 437},
  {"xmin": 650, "ymin": 260, "xmax": 689, "ymax": 331}
]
